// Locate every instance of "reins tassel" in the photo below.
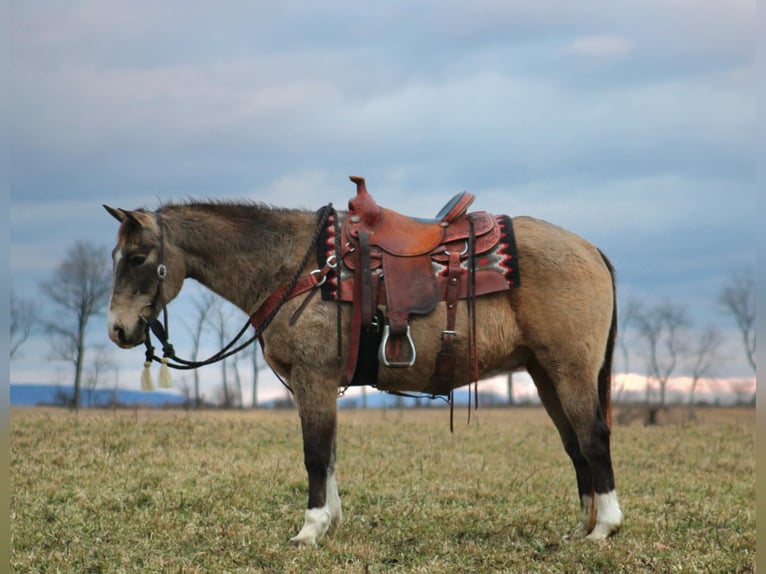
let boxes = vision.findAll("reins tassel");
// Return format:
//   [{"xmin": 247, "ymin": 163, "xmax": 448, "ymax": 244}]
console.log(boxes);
[
  {"xmin": 139, "ymin": 355, "xmax": 171, "ymax": 391},
  {"xmin": 142, "ymin": 324, "xmax": 156, "ymax": 391},
  {"xmin": 158, "ymin": 356, "xmax": 172, "ymax": 388},
  {"xmin": 141, "ymin": 360, "xmax": 155, "ymax": 391}
]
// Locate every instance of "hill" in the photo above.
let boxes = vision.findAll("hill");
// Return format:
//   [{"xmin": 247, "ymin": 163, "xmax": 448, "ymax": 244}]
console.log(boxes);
[
  {"xmin": 10, "ymin": 384, "xmax": 188, "ymax": 408},
  {"xmin": 10, "ymin": 384, "xmax": 509, "ymax": 409}
]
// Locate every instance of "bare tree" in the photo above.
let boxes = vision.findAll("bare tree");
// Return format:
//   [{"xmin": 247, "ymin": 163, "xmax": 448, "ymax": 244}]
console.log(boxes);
[
  {"xmin": 251, "ymin": 342, "xmax": 266, "ymax": 408},
  {"xmin": 211, "ymin": 301, "xmax": 241, "ymax": 408},
  {"xmin": 719, "ymin": 268, "xmax": 755, "ymax": 372},
  {"xmin": 40, "ymin": 241, "xmax": 112, "ymax": 409},
  {"xmin": 214, "ymin": 304, "xmax": 231, "ymax": 407},
  {"xmin": 175, "ymin": 376, "xmax": 191, "ymax": 403},
  {"xmin": 83, "ymin": 344, "xmax": 116, "ymax": 407},
  {"xmin": 616, "ymin": 298, "xmax": 642, "ymax": 402},
  {"xmin": 231, "ymin": 348, "xmax": 244, "ymax": 409},
  {"xmin": 10, "ymin": 288, "xmax": 37, "ymax": 358},
  {"xmin": 184, "ymin": 290, "xmax": 217, "ymax": 408},
  {"xmin": 729, "ymin": 379, "xmax": 755, "ymax": 405},
  {"xmin": 687, "ymin": 326, "xmax": 723, "ymax": 409},
  {"xmin": 636, "ymin": 301, "xmax": 690, "ymax": 407}
]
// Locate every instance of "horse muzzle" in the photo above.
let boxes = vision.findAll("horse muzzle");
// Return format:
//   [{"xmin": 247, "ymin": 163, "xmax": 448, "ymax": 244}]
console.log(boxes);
[{"xmin": 108, "ymin": 319, "xmax": 146, "ymax": 349}]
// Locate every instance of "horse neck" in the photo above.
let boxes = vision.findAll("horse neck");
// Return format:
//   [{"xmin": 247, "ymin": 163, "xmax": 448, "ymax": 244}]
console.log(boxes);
[{"xmin": 161, "ymin": 203, "xmax": 319, "ymax": 313}]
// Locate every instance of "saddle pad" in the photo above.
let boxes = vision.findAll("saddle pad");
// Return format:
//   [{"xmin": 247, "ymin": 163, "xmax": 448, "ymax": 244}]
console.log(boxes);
[{"xmin": 430, "ymin": 211, "xmax": 501, "ymax": 262}]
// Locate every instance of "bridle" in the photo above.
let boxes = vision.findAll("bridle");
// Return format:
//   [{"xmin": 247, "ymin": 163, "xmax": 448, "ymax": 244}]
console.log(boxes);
[{"xmin": 141, "ymin": 204, "xmax": 338, "ymax": 371}]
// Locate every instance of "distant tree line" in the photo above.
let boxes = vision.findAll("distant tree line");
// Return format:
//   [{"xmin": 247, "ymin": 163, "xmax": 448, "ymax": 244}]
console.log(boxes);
[{"xmin": 613, "ymin": 267, "xmax": 755, "ymax": 417}]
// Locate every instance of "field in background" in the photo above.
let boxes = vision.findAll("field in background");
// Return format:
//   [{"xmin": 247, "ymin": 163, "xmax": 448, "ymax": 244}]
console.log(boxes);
[{"xmin": 11, "ymin": 407, "xmax": 755, "ymax": 573}]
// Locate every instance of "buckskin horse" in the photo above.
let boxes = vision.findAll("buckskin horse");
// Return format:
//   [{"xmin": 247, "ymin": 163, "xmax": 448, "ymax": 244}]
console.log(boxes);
[{"xmin": 104, "ymin": 176, "xmax": 623, "ymax": 546}]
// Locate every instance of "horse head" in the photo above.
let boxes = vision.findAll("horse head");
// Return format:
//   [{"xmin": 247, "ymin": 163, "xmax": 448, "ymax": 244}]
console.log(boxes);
[{"xmin": 104, "ymin": 205, "xmax": 186, "ymax": 348}]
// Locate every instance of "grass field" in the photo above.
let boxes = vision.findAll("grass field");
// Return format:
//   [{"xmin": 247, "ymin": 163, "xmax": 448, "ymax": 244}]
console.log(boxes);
[{"xmin": 11, "ymin": 406, "xmax": 755, "ymax": 573}]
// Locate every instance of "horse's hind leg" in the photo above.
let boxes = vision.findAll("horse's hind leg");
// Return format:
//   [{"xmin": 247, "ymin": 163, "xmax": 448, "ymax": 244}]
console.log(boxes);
[
  {"xmin": 527, "ymin": 357, "xmax": 623, "ymax": 541},
  {"xmin": 527, "ymin": 358, "xmax": 594, "ymax": 537},
  {"xmin": 288, "ymin": 368, "xmax": 342, "ymax": 546}
]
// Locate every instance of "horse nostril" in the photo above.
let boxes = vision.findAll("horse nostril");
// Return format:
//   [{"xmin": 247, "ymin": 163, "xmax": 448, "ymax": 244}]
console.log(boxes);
[{"xmin": 113, "ymin": 325, "xmax": 127, "ymax": 345}]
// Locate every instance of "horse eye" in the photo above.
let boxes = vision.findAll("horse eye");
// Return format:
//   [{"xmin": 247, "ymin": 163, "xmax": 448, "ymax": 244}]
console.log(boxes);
[{"xmin": 128, "ymin": 254, "xmax": 147, "ymax": 267}]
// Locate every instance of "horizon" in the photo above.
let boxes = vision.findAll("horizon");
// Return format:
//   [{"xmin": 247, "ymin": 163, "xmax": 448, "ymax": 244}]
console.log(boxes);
[{"xmin": 10, "ymin": 370, "xmax": 755, "ymax": 408}]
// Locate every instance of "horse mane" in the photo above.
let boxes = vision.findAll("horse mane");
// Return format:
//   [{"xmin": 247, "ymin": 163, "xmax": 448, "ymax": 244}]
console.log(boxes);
[
  {"xmin": 144, "ymin": 199, "xmax": 317, "ymax": 258},
  {"xmin": 158, "ymin": 198, "xmax": 309, "ymax": 217}
]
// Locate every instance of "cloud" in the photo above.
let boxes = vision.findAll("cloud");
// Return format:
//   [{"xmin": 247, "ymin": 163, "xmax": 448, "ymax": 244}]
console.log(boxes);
[
  {"xmin": 567, "ymin": 34, "xmax": 633, "ymax": 59},
  {"xmin": 10, "ymin": 1, "xmax": 754, "ymax": 204}
]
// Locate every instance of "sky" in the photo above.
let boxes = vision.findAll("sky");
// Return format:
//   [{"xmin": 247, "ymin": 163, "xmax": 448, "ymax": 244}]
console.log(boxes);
[{"xmin": 8, "ymin": 1, "xmax": 756, "ymax": 404}]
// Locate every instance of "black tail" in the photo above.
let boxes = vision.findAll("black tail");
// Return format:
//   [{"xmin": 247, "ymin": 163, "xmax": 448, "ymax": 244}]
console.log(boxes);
[{"xmin": 597, "ymin": 250, "xmax": 617, "ymax": 428}]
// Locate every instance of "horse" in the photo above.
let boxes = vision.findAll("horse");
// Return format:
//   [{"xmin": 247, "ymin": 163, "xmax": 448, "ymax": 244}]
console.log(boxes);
[{"xmin": 103, "ymin": 187, "xmax": 623, "ymax": 546}]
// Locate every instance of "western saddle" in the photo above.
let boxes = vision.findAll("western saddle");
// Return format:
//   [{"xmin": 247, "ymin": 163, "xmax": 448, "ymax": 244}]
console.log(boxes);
[{"xmin": 339, "ymin": 176, "xmax": 512, "ymax": 395}]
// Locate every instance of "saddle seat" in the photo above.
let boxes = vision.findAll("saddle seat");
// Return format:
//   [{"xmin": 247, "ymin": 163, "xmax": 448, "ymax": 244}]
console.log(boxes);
[
  {"xmin": 347, "ymin": 176, "xmax": 476, "ymax": 257},
  {"xmin": 343, "ymin": 176, "xmax": 500, "ymax": 267}
]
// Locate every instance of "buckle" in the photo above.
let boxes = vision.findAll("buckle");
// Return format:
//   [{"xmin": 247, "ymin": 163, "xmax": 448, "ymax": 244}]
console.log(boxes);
[{"xmin": 310, "ymin": 268, "xmax": 327, "ymax": 287}]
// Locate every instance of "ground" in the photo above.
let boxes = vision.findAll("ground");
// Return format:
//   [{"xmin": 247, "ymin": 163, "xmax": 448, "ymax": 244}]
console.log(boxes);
[{"xmin": 10, "ymin": 406, "xmax": 755, "ymax": 573}]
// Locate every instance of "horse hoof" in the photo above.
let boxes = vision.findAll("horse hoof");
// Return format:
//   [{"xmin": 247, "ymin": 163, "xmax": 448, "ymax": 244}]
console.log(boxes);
[
  {"xmin": 585, "ymin": 522, "xmax": 621, "ymax": 541},
  {"xmin": 289, "ymin": 534, "xmax": 317, "ymax": 547},
  {"xmin": 562, "ymin": 523, "xmax": 588, "ymax": 541}
]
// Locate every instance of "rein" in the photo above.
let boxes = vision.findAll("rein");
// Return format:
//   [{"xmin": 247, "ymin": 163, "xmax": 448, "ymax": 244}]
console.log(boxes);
[{"xmin": 142, "ymin": 204, "xmax": 338, "ymax": 372}]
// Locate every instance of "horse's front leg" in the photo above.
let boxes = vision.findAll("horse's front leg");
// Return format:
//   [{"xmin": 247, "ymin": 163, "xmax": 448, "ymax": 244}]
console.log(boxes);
[{"xmin": 289, "ymin": 370, "xmax": 341, "ymax": 546}]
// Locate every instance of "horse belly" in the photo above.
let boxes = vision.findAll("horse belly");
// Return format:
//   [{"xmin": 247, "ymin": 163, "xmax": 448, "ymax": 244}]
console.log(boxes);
[{"xmin": 374, "ymin": 292, "xmax": 523, "ymax": 393}]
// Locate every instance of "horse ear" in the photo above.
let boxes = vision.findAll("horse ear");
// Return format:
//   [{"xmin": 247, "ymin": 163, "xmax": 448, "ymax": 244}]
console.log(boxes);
[
  {"xmin": 104, "ymin": 204, "xmax": 126, "ymax": 223},
  {"xmin": 122, "ymin": 209, "xmax": 158, "ymax": 231},
  {"xmin": 103, "ymin": 205, "xmax": 157, "ymax": 231}
]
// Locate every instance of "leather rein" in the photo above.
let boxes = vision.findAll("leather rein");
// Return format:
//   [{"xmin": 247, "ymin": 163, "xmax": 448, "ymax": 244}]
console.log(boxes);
[{"xmin": 141, "ymin": 204, "xmax": 338, "ymax": 371}]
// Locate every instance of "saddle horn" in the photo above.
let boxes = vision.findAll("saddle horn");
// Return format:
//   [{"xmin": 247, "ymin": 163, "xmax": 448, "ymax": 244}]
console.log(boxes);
[{"xmin": 348, "ymin": 176, "xmax": 381, "ymax": 227}]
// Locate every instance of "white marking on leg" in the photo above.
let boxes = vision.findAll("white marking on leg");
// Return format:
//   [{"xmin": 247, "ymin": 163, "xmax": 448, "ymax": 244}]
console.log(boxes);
[
  {"xmin": 289, "ymin": 470, "xmax": 342, "ymax": 545},
  {"xmin": 326, "ymin": 469, "xmax": 342, "ymax": 530},
  {"xmin": 586, "ymin": 490, "xmax": 623, "ymax": 541},
  {"xmin": 289, "ymin": 506, "xmax": 331, "ymax": 546}
]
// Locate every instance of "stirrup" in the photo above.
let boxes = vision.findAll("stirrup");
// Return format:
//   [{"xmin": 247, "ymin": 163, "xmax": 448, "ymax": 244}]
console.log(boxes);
[{"xmin": 379, "ymin": 324, "xmax": 416, "ymax": 367}]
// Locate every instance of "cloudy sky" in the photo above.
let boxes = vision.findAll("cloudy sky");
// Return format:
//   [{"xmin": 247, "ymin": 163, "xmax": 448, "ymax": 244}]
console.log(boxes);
[{"xmin": 8, "ymin": 1, "xmax": 756, "ymax": 402}]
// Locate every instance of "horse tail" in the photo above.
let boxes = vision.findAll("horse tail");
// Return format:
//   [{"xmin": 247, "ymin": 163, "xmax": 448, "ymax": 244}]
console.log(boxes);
[{"xmin": 597, "ymin": 249, "xmax": 617, "ymax": 428}]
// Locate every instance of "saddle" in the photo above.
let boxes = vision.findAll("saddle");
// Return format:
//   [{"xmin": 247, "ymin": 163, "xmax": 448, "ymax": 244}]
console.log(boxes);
[{"xmin": 339, "ymin": 176, "xmax": 514, "ymax": 395}]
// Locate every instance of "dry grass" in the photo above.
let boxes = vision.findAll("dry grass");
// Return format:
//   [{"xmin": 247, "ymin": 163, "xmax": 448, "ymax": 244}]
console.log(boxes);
[{"xmin": 11, "ymin": 406, "xmax": 755, "ymax": 573}]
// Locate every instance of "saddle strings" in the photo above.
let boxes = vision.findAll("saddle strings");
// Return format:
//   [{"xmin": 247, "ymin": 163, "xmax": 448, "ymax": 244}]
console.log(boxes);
[
  {"xmin": 144, "ymin": 204, "xmax": 337, "ymax": 371},
  {"xmin": 333, "ymin": 210, "xmax": 343, "ymax": 368},
  {"xmin": 467, "ymin": 216, "xmax": 479, "ymax": 422}
]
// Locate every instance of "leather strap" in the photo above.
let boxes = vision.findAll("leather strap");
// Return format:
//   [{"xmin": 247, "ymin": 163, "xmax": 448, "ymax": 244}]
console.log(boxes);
[
  {"xmin": 429, "ymin": 250, "xmax": 461, "ymax": 392},
  {"xmin": 345, "ymin": 239, "xmax": 365, "ymax": 385},
  {"xmin": 358, "ymin": 230, "xmax": 374, "ymax": 328},
  {"xmin": 467, "ymin": 217, "xmax": 479, "ymax": 415},
  {"xmin": 250, "ymin": 270, "xmax": 326, "ymax": 330}
]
